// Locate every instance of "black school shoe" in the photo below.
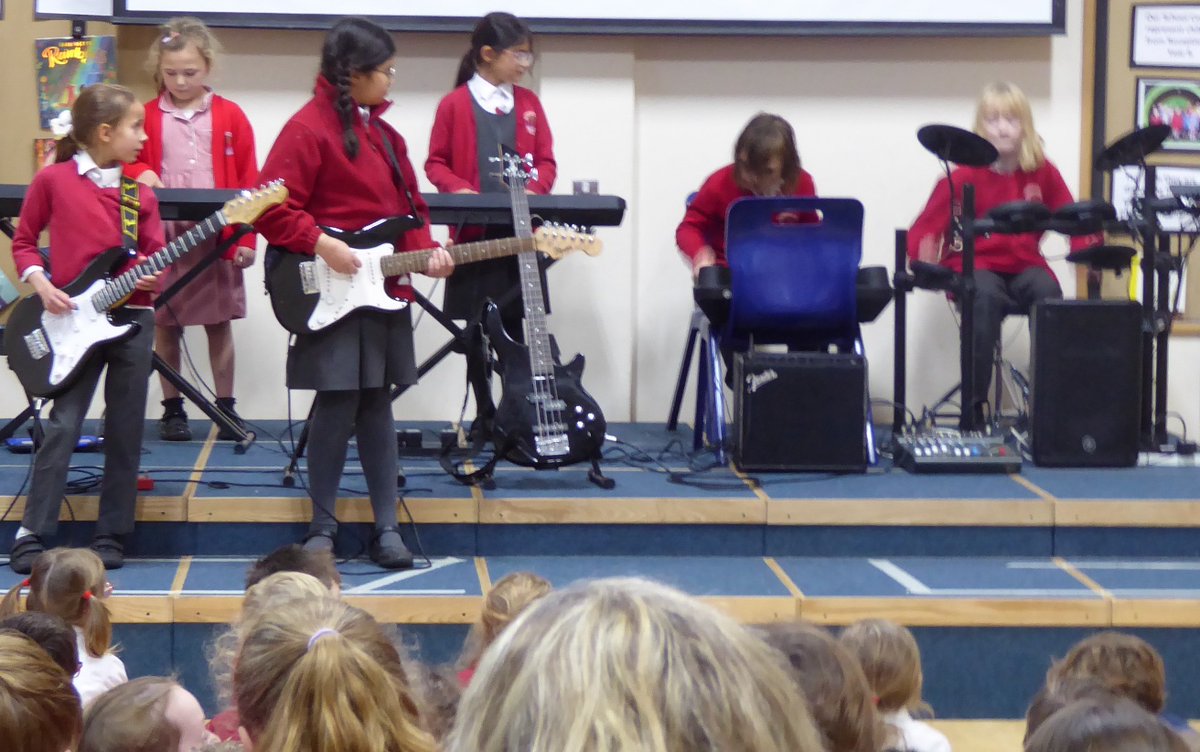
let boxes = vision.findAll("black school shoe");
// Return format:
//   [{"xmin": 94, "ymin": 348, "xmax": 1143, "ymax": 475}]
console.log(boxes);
[
  {"xmin": 90, "ymin": 534, "xmax": 125, "ymax": 570},
  {"xmin": 9, "ymin": 534, "xmax": 46, "ymax": 575},
  {"xmin": 370, "ymin": 527, "xmax": 413, "ymax": 570},
  {"xmin": 160, "ymin": 398, "xmax": 192, "ymax": 442},
  {"xmin": 215, "ymin": 397, "xmax": 246, "ymax": 441}
]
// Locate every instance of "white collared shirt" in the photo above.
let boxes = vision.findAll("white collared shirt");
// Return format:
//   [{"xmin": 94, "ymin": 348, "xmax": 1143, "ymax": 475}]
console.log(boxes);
[
  {"xmin": 467, "ymin": 73, "xmax": 515, "ymax": 115},
  {"xmin": 73, "ymin": 626, "xmax": 128, "ymax": 707},
  {"xmin": 20, "ymin": 152, "xmax": 124, "ymax": 282}
]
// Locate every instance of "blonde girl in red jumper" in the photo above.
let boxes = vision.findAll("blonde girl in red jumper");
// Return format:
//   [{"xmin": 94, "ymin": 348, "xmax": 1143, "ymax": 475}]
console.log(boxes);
[
  {"xmin": 255, "ymin": 17, "xmax": 454, "ymax": 569},
  {"xmin": 142, "ymin": 17, "xmax": 259, "ymax": 442},
  {"xmin": 426, "ymin": 11, "xmax": 556, "ymax": 340},
  {"xmin": 9, "ymin": 84, "xmax": 163, "ymax": 574}
]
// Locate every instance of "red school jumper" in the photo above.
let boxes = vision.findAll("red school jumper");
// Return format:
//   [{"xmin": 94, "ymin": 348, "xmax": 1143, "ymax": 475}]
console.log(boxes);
[
  {"xmin": 425, "ymin": 84, "xmax": 556, "ymax": 197},
  {"xmin": 906, "ymin": 160, "xmax": 1100, "ymax": 279},
  {"xmin": 13, "ymin": 160, "xmax": 165, "ymax": 307},
  {"xmin": 676, "ymin": 163, "xmax": 818, "ymax": 267},
  {"xmin": 137, "ymin": 93, "xmax": 259, "ymax": 259}
]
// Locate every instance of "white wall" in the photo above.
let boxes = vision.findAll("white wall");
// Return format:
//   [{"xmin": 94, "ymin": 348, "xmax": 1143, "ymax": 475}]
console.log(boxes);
[{"xmin": 16, "ymin": 2, "xmax": 1188, "ymax": 432}]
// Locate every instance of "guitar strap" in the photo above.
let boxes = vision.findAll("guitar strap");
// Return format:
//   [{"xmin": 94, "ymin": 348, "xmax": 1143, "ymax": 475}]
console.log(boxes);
[
  {"xmin": 372, "ymin": 121, "xmax": 425, "ymax": 228},
  {"xmin": 118, "ymin": 176, "xmax": 139, "ymax": 250}
]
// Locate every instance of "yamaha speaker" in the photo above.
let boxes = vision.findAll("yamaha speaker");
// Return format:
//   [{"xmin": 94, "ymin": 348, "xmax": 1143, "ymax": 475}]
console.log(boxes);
[
  {"xmin": 733, "ymin": 352, "xmax": 866, "ymax": 472},
  {"xmin": 1030, "ymin": 300, "xmax": 1141, "ymax": 467}
]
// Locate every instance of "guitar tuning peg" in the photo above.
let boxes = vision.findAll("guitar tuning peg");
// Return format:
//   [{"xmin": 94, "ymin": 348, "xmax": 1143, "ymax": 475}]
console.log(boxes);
[{"xmin": 587, "ymin": 226, "xmax": 596, "ymax": 235}]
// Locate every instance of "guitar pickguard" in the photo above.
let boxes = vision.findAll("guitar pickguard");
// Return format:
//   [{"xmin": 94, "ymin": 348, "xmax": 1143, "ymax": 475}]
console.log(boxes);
[
  {"xmin": 305, "ymin": 245, "xmax": 409, "ymax": 331},
  {"xmin": 40, "ymin": 280, "xmax": 134, "ymax": 386}
]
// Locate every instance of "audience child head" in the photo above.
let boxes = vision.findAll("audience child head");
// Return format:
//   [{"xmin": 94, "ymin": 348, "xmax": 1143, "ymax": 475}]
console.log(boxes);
[
  {"xmin": 0, "ymin": 610, "xmax": 80, "ymax": 677},
  {"xmin": 80, "ymin": 676, "xmax": 215, "ymax": 752},
  {"xmin": 53, "ymin": 83, "xmax": 145, "ymax": 166},
  {"xmin": 444, "ymin": 576, "xmax": 824, "ymax": 752},
  {"xmin": 1024, "ymin": 695, "xmax": 1186, "ymax": 752},
  {"xmin": 146, "ymin": 16, "xmax": 221, "ymax": 109},
  {"xmin": 0, "ymin": 630, "xmax": 82, "ymax": 752},
  {"xmin": 733, "ymin": 113, "xmax": 802, "ymax": 198},
  {"xmin": 974, "ymin": 81, "xmax": 1044, "ymax": 172},
  {"xmin": 839, "ymin": 618, "xmax": 930, "ymax": 717},
  {"xmin": 0, "ymin": 547, "xmax": 115, "ymax": 660},
  {"xmin": 1024, "ymin": 677, "xmax": 1119, "ymax": 745},
  {"xmin": 455, "ymin": 12, "xmax": 533, "ymax": 88},
  {"xmin": 233, "ymin": 596, "xmax": 433, "ymax": 752},
  {"xmin": 457, "ymin": 571, "xmax": 551, "ymax": 674},
  {"xmin": 210, "ymin": 571, "xmax": 332, "ymax": 709},
  {"xmin": 244, "ymin": 544, "xmax": 342, "ymax": 594},
  {"xmin": 757, "ymin": 621, "xmax": 888, "ymax": 752},
  {"xmin": 319, "ymin": 16, "xmax": 397, "ymax": 159},
  {"xmin": 1046, "ymin": 631, "xmax": 1167, "ymax": 714}
]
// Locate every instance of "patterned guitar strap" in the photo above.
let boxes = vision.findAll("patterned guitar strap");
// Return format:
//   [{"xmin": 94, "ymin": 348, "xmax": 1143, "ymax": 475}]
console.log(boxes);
[{"xmin": 118, "ymin": 176, "xmax": 139, "ymax": 250}]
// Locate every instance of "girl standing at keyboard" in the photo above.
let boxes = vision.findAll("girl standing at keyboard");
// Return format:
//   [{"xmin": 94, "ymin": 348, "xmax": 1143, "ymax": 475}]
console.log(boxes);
[
  {"xmin": 141, "ymin": 17, "xmax": 259, "ymax": 443},
  {"xmin": 255, "ymin": 17, "xmax": 454, "ymax": 569},
  {"xmin": 426, "ymin": 11, "xmax": 556, "ymax": 340}
]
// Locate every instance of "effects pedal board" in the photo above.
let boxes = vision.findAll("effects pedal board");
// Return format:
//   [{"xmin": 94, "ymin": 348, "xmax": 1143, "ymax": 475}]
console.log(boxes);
[{"xmin": 892, "ymin": 432, "xmax": 1021, "ymax": 474}]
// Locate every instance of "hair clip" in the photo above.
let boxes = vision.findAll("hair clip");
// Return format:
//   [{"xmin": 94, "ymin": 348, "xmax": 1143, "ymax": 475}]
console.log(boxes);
[
  {"xmin": 162, "ymin": 31, "xmax": 180, "ymax": 44},
  {"xmin": 82, "ymin": 591, "xmax": 94, "ymax": 601},
  {"xmin": 20, "ymin": 579, "xmax": 30, "ymax": 588},
  {"xmin": 306, "ymin": 628, "xmax": 339, "ymax": 651}
]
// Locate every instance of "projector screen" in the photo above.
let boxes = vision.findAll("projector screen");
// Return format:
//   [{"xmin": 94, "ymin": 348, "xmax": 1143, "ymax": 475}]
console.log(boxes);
[{"xmin": 102, "ymin": 0, "xmax": 1066, "ymax": 35}]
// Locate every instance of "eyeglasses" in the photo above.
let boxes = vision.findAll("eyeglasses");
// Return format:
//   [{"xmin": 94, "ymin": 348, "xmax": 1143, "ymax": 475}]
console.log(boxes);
[
  {"xmin": 376, "ymin": 66, "xmax": 397, "ymax": 79},
  {"xmin": 505, "ymin": 50, "xmax": 534, "ymax": 65}
]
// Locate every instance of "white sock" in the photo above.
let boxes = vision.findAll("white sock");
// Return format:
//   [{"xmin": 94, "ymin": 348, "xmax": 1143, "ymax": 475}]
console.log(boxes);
[{"xmin": 15, "ymin": 527, "xmax": 35, "ymax": 542}]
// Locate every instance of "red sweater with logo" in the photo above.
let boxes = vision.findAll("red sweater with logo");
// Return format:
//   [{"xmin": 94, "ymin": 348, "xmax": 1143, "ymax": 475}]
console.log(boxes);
[
  {"xmin": 13, "ymin": 160, "xmax": 165, "ymax": 307},
  {"xmin": 255, "ymin": 76, "xmax": 435, "ymax": 300},
  {"xmin": 425, "ymin": 84, "xmax": 556, "ymax": 195},
  {"xmin": 907, "ymin": 160, "xmax": 1100, "ymax": 279},
  {"xmin": 676, "ymin": 163, "xmax": 818, "ymax": 266}
]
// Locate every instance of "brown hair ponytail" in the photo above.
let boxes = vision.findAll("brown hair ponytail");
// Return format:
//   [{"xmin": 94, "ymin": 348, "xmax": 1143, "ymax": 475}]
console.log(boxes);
[
  {"xmin": 53, "ymin": 84, "xmax": 137, "ymax": 164},
  {"xmin": 318, "ymin": 17, "xmax": 396, "ymax": 160}
]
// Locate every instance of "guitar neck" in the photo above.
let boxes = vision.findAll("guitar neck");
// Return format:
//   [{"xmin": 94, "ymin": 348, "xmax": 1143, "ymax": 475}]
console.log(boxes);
[
  {"xmin": 378, "ymin": 236, "xmax": 537, "ymax": 277},
  {"xmin": 508, "ymin": 178, "xmax": 556, "ymax": 378},
  {"xmin": 93, "ymin": 213, "xmax": 228, "ymax": 312}
]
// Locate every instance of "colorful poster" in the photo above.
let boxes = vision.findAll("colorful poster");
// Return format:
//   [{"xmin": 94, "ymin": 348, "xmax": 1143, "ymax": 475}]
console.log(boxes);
[
  {"xmin": 34, "ymin": 137, "xmax": 59, "ymax": 171},
  {"xmin": 34, "ymin": 36, "xmax": 117, "ymax": 130}
]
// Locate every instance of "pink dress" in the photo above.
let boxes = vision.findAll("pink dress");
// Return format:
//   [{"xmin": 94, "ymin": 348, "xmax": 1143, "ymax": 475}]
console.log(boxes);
[{"xmin": 154, "ymin": 91, "xmax": 247, "ymax": 327}]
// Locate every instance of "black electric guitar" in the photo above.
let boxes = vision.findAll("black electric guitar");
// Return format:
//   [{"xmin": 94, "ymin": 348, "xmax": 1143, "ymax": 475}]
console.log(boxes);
[
  {"xmin": 5, "ymin": 182, "xmax": 287, "ymax": 398},
  {"xmin": 484, "ymin": 156, "xmax": 612, "ymax": 487},
  {"xmin": 265, "ymin": 218, "xmax": 601, "ymax": 335}
]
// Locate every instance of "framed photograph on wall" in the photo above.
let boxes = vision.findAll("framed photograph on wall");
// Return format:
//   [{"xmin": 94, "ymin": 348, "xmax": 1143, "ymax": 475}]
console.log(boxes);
[{"xmin": 1136, "ymin": 78, "xmax": 1200, "ymax": 152}]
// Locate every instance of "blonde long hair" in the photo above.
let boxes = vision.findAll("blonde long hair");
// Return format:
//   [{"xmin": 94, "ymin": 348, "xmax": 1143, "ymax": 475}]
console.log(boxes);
[
  {"xmin": 839, "ymin": 618, "xmax": 930, "ymax": 716},
  {"xmin": 0, "ymin": 547, "xmax": 113, "ymax": 659},
  {"xmin": 457, "ymin": 571, "xmax": 551, "ymax": 670},
  {"xmin": 233, "ymin": 596, "xmax": 434, "ymax": 752},
  {"xmin": 444, "ymin": 577, "xmax": 825, "ymax": 752},
  {"xmin": 0, "ymin": 631, "xmax": 83, "ymax": 752},
  {"xmin": 974, "ymin": 81, "xmax": 1045, "ymax": 172}
]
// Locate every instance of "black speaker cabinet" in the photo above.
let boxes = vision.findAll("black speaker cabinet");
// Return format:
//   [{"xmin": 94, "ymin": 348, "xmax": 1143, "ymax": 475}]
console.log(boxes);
[
  {"xmin": 733, "ymin": 352, "xmax": 866, "ymax": 472},
  {"xmin": 1030, "ymin": 300, "xmax": 1141, "ymax": 467}
]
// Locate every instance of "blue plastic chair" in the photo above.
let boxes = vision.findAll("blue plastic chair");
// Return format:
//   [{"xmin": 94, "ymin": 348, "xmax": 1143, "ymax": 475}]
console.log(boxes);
[{"xmin": 700, "ymin": 196, "xmax": 875, "ymax": 463}]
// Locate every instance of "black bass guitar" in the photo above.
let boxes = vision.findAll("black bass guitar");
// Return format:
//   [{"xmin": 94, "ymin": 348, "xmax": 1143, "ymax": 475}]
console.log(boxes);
[
  {"xmin": 5, "ymin": 182, "xmax": 287, "ymax": 398},
  {"xmin": 484, "ymin": 156, "xmax": 612, "ymax": 487},
  {"xmin": 265, "ymin": 218, "xmax": 601, "ymax": 335}
]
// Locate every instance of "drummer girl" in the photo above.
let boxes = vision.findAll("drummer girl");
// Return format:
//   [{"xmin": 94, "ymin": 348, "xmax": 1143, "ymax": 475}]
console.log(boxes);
[{"xmin": 907, "ymin": 81, "xmax": 1101, "ymax": 423}]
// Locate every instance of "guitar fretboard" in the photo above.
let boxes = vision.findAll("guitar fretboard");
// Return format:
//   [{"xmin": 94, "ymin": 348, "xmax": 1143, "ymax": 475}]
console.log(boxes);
[
  {"xmin": 92, "ymin": 214, "xmax": 228, "ymax": 312},
  {"xmin": 378, "ymin": 236, "xmax": 537, "ymax": 278}
]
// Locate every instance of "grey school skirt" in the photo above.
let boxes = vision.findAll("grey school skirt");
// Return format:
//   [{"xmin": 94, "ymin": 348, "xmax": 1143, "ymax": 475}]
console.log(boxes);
[{"xmin": 285, "ymin": 307, "xmax": 418, "ymax": 392}]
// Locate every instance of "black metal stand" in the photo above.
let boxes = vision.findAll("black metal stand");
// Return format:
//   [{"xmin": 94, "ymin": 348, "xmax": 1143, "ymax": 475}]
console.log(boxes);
[
  {"xmin": 892, "ymin": 230, "xmax": 912, "ymax": 435},
  {"xmin": 1138, "ymin": 165, "xmax": 1172, "ymax": 449}
]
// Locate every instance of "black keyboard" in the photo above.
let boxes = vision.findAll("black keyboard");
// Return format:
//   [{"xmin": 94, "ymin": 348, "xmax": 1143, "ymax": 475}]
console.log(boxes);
[{"xmin": 1170, "ymin": 184, "xmax": 1200, "ymax": 198}]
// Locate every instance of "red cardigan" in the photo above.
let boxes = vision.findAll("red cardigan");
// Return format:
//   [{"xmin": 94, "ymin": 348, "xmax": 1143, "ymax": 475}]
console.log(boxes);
[
  {"xmin": 133, "ymin": 92, "xmax": 259, "ymax": 258},
  {"xmin": 255, "ymin": 76, "xmax": 435, "ymax": 300},
  {"xmin": 13, "ymin": 160, "xmax": 165, "ymax": 307},
  {"xmin": 907, "ymin": 160, "xmax": 1100, "ymax": 279},
  {"xmin": 425, "ymin": 84, "xmax": 556, "ymax": 195},
  {"xmin": 676, "ymin": 163, "xmax": 818, "ymax": 266}
]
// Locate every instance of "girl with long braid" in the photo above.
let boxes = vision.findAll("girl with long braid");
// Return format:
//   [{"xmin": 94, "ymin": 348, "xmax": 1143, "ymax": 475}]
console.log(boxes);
[{"xmin": 255, "ymin": 17, "xmax": 454, "ymax": 569}]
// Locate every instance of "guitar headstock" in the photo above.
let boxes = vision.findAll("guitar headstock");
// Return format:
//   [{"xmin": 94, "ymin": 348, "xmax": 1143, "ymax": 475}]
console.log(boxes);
[
  {"xmin": 491, "ymin": 151, "xmax": 538, "ymax": 185},
  {"xmin": 532, "ymin": 222, "xmax": 603, "ymax": 259},
  {"xmin": 222, "ymin": 180, "xmax": 288, "ymax": 226}
]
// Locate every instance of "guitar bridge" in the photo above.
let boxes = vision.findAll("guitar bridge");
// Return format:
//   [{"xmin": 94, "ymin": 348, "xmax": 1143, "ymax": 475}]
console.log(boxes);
[
  {"xmin": 534, "ymin": 433, "xmax": 570, "ymax": 457},
  {"xmin": 23, "ymin": 329, "xmax": 50, "ymax": 360},
  {"xmin": 298, "ymin": 261, "xmax": 319, "ymax": 295}
]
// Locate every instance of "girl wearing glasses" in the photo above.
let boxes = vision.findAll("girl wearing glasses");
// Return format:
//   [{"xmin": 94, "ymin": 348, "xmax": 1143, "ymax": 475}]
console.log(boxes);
[
  {"xmin": 425, "ymin": 11, "xmax": 556, "ymax": 342},
  {"xmin": 255, "ymin": 16, "xmax": 454, "ymax": 570}
]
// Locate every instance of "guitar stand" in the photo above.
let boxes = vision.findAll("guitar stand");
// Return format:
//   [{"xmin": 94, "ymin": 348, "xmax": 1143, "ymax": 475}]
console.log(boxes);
[
  {"xmin": 154, "ymin": 227, "xmax": 256, "ymax": 453},
  {"xmin": 588, "ymin": 455, "xmax": 615, "ymax": 489}
]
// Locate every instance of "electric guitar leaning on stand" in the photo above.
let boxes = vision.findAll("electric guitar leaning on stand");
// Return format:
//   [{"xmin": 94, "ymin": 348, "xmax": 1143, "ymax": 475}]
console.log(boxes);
[
  {"xmin": 473, "ymin": 155, "xmax": 613, "ymax": 489},
  {"xmin": 5, "ymin": 182, "xmax": 288, "ymax": 398}
]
